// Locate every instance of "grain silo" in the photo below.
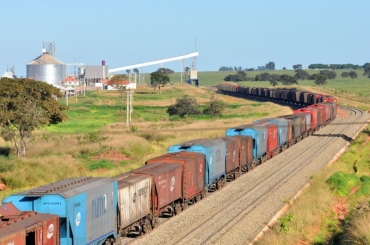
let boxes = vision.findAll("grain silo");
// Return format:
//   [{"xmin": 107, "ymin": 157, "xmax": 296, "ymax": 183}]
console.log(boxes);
[{"xmin": 26, "ymin": 45, "xmax": 67, "ymax": 86}]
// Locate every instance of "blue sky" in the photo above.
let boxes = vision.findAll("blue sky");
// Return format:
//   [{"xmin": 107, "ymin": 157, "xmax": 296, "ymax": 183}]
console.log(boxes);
[{"xmin": 1, "ymin": 0, "xmax": 369, "ymax": 77}]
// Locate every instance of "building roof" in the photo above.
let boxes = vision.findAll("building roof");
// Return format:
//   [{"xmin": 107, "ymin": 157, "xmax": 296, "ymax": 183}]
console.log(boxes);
[
  {"xmin": 104, "ymin": 80, "xmax": 130, "ymax": 85},
  {"xmin": 1, "ymin": 71, "xmax": 17, "ymax": 78},
  {"xmin": 84, "ymin": 66, "xmax": 109, "ymax": 79},
  {"xmin": 61, "ymin": 76, "xmax": 79, "ymax": 82},
  {"xmin": 27, "ymin": 53, "xmax": 64, "ymax": 65}
]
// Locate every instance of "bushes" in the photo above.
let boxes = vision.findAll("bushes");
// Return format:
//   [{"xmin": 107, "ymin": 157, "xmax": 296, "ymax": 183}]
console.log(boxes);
[
  {"xmin": 0, "ymin": 156, "xmax": 14, "ymax": 172},
  {"xmin": 326, "ymin": 171, "xmax": 362, "ymax": 197},
  {"xmin": 86, "ymin": 160, "xmax": 117, "ymax": 171}
]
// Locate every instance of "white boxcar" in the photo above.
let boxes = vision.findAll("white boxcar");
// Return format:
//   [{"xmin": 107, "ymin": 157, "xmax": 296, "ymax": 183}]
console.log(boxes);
[{"xmin": 115, "ymin": 172, "xmax": 152, "ymax": 232}]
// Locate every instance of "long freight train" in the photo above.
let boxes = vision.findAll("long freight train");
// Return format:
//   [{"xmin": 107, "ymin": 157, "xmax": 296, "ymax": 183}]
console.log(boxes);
[{"xmin": 1, "ymin": 83, "xmax": 337, "ymax": 245}]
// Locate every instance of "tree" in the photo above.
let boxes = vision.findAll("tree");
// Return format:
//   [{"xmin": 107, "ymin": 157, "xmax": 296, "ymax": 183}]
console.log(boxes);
[
  {"xmin": 157, "ymin": 68, "xmax": 174, "ymax": 74},
  {"xmin": 310, "ymin": 74, "xmax": 327, "ymax": 86},
  {"xmin": 224, "ymin": 71, "xmax": 247, "ymax": 82},
  {"xmin": 255, "ymin": 74, "xmax": 263, "ymax": 81},
  {"xmin": 269, "ymin": 74, "xmax": 280, "ymax": 86},
  {"xmin": 293, "ymin": 64, "xmax": 302, "ymax": 70},
  {"xmin": 109, "ymin": 74, "xmax": 129, "ymax": 97},
  {"xmin": 203, "ymin": 92, "xmax": 226, "ymax": 118},
  {"xmin": 320, "ymin": 70, "xmax": 336, "ymax": 80},
  {"xmin": 341, "ymin": 72, "xmax": 349, "ymax": 78},
  {"xmin": 282, "ymin": 67, "xmax": 287, "ymax": 70},
  {"xmin": 150, "ymin": 72, "xmax": 169, "ymax": 93},
  {"xmin": 0, "ymin": 78, "xmax": 68, "ymax": 157},
  {"xmin": 363, "ymin": 62, "xmax": 370, "ymax": 69},
  {"xmin": 349, "ymin": 71, "xmax": 358, "ymax": 80},
  {"xmin": 280, "ymin": 74, "xmax": 298, "ymax": 85},
  {"xmin": 294, "ymin": 69, "xmax": 310, "ymax": 80},
  {"xmin": 266, "ymin": 61, "xmax": 275, "ymax": 70},
  {"xmin": 167, "ymin": 96, "xmax": 201, "ymax": 118},
  {"xmin": 133, "ymin": 68, "xmax": 139, "ymax": 74},
  {"xmin": 126, "ymin": 69, "xmax": 131, "ymax": 74},
  {"xmin": 185, "ymin": 67, "xmax": 191, "ymax": 73},
  {"xmin": 260, "ymin": 72, "xmax": 271, "ymax": 81},
  {"xmin": 363, "ymin": 67, "xmax": 370, "ymax": 76}
]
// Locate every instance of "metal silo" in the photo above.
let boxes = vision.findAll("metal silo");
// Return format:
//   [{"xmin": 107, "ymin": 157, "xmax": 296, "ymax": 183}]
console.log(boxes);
[{"xmin": 27, "ymin": 50, "xmax": 67, "ymax": 86}]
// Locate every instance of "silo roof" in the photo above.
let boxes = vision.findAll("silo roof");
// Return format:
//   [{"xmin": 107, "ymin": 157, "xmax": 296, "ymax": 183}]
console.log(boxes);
[{"xmin": 28, "ymin": 53, "xmax": 64, "ymax": 65}]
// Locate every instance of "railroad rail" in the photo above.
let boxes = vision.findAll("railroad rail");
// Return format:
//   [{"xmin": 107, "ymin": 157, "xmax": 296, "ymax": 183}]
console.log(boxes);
[{"xmin": 125, "ymin": 107, "xmax": 369, "ymax": 245}]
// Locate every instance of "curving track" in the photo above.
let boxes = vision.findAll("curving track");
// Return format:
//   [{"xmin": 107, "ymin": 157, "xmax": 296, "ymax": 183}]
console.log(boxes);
[{"xmin": 124, "ymin": 107, "xmax": 369, "ymax": 245}]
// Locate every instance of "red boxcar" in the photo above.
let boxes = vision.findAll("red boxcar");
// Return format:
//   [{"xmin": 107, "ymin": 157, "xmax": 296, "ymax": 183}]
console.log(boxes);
[
  {"xmin": 132, "ymin": 162, "xmax": 182, "ymax": 216},
  {"xmin": 259, "ymin": 122, "xmax": 279, "ymax": 158},
  {"xmin": 308, "ymin": 104, "xmax": 330, "ymax": 124},
  {"xmin": 146, "ymin": 152, "xmax": 205, "ymax": 204},
  {"xmin": 0, "ymin": 203, "xmax": 59, "ymax": 245},
  {"xmin": 219, "ymin": 136, "xmax": 241, "ymax": 180}
]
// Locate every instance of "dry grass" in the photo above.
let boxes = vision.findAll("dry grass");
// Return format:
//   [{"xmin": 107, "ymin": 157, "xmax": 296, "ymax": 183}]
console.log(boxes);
[{"xmin": 339, "ymin": 212, "xmax": 370, "ymax": 245}]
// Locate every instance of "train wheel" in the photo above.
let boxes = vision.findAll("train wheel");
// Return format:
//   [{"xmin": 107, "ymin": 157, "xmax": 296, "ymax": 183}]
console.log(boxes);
[
  {"xmin": 143, "ymin": 219, "xmax": 152, "ymax": 233},
  {"xmin": 175, "ymin": 204, "xmax": 182, "ymax": 215},
  {"xmin": 151, "ymin": 216, "xmax": 159, "ymax": 228},
  {"xmin": 196, "ymin": 195, "xmax": 201, "ymax": 203}
]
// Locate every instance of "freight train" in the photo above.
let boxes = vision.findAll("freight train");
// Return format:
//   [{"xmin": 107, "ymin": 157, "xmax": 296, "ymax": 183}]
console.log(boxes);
[{"xmin": 1, "ymin": 83, "xmax": 337, "ymax": 245}]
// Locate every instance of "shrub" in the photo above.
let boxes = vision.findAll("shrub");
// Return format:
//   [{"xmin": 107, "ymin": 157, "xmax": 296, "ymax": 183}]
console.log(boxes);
[
  {"xmin": 86, "ymin": 160, "xmax": 116, "ymax": 171},
  {"xmin": 1, "ymin": 175, "xmax": 26, "ymax": 189},
  {"xmin": 0, "ymin": 157, "xmax": 14, "ymax": 172},
  {"xmin": 326, "ymin": 171, "xmax": 361, "ymax": 196},
  {"xmin": 357, "ymin": 176, "xmax": 370, "ymax": 195},
  {"xmin": 83, "ymin": 132, "xmax": 108, "ymax": 143}
]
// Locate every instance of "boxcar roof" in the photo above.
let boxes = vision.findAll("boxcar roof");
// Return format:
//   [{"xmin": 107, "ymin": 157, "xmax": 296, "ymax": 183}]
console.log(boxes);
[
  {"xmin": 0, "ymin": 212, "xmax": 58, "ymax": 238},
  {"xmin": 114, "ymin": 173, "xmax": 151, "ymax": 189},
  {"xmin": 16, "ymin": 177, "xmax": 114, "ymax": 198},
  {"xmin": 179, "ymin": 138, "xmax": 224, "ymax": 148},
  {"xmin": 132, "ymin": 162, "xmax": 180, "ymax": 176}
]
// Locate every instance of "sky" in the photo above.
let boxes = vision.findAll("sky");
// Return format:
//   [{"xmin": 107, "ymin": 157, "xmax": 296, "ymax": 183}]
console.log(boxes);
[{"xmin": 1, "ymin": 0, "xmax": 369, "ymax": 77}]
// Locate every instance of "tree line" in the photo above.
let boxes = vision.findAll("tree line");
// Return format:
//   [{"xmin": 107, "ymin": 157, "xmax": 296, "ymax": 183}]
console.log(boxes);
[
  {"xmin": 223, "ymin": 68, "xmax": 363, "ymax": 87},
  {"xmin": 307, "ymin": 63, "xmax": 370, "ymax": 70},
  {"xmin": 219, "ymin": 61, "xmax": 275, "ymax": 72}
]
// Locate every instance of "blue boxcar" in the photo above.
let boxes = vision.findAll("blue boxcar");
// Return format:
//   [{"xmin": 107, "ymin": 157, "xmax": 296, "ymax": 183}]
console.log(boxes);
[
  {"xmin": 168, "ymin": 138, "xmax": 225, "ymax": 190},
  {"xmin": 3, "ymin": 177, "xmax": 118, "ymax": 245},
  {"xmin": 226, "ymin": 124, "xmax": 267, "ymax": 161},
  {"xmin": 255, "ymin": 118, "xmax": 289, "ymax": 149}
]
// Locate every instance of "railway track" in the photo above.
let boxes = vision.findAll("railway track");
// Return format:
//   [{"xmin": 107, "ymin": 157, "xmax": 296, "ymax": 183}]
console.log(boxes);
[{"xmin": 124, "ymin": 107, "xmax": 369, "ymax": 245}]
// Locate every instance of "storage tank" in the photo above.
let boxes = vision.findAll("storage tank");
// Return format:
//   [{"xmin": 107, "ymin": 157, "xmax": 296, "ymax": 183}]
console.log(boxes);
[{"xmin": 26, "ymin": 50, "xmax": 67, "ymax": 86}]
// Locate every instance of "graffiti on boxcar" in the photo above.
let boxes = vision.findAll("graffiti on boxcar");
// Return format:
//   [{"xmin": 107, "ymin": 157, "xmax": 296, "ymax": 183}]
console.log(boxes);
[
  {"xmin": 92, "ymin": 195, "xmax": 107, "ymax": 220},
  {"xmin": 170, "ymin": 176, "xmax": 175, "ymax": 192},
  {"xmin": 75, "ymin": 212, "xmax": 81, "ymax": 226},
  {"xmin": 47, "ymin": 223, "xmax": 54, "ymax": 239}
]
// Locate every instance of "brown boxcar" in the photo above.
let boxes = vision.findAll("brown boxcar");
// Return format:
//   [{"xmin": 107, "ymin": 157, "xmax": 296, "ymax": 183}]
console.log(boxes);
[
  {"xmin": 131, "ymin": 162, "xmax": 183, "ymax": 216},
  {"xmin": 219, "ymin": 136, "xmax": 241, "ymax": 180},
  {"xmin": 146, "ymin": 152, "xmax": 205, "ymax": 203},
  {"xmin": 0, "ymin": 203, "xmax": 59, "ymax": 245},
  {"xmin": 233, "ymin": 136, "xmax": 254, "ymax": 171}
]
